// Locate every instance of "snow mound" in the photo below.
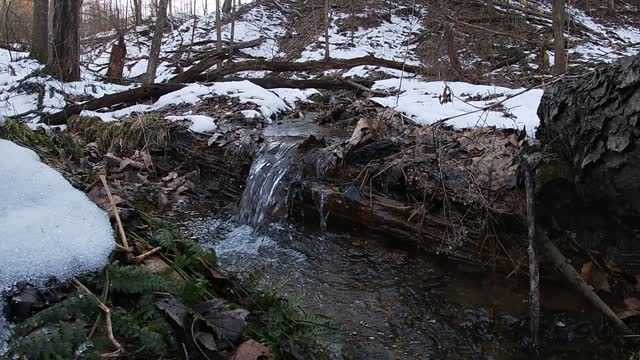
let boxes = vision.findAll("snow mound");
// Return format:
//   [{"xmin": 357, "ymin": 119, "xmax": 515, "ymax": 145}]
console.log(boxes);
[
  {"xmin": 372, "ymin": 79, "xmax": 544, "ymax": 136},
  {"xmin": 166, "ymin": 114, "xmax": 217, "ymax": 133},
  {"xmin": 81, "ymin": 81, "xmax": 292, "ymax": 123},
  {"xmin": 0, "ymin": 140, "xmax": 114, "ymax": 341}
]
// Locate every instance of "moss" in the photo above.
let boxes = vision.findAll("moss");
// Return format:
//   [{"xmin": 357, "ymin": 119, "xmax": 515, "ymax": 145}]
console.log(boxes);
[
  {"xmin": 68, "ymin": 115, "xmax": 172, "ymax": 154},
  {"xmin": 537, "ymin": 157, "xmax": 574, "ymax": 186}
]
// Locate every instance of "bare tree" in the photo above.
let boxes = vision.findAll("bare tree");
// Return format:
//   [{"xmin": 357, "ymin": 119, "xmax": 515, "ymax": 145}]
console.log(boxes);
[
  {"xmin": 229, "ymin": 0, "xmax": 235, "ymax": 62},
  {"xmin": 607, "ymin": 0, "xmax": 615, "ymax": 15},
  {"xmin": 553, "ymin": 0, "xmax": 567, "ymax": 75},
  {"xmin": 324, "ymin": 0, "xmax": 330, "ymax": 61},
  {"xmin": 48, "ymin": 0, "xmax": 82, "ymax": 82},
  {"xmin": 222, "ymin": 0, "xmax": 232, "ymax": 14},
  {"xmin": 216, "ymin": 0, "xmax": 222, "ymax": 67},
  {"xmin": 132, "ymin": 0, "xmax": 142, "ymax": 25},
  {"xmin": 143, "ymin": 0, "xmax": 169, "ymax": 85},
  {"xmin": 31, "ymin": 0, "xmax": 48, "ymax": 63}
]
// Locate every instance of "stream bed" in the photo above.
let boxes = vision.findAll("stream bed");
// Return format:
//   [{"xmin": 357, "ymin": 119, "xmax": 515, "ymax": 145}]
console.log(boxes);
[
  {"xmin": 181, "ymin": 214, "xmax": 607, "ymax": 359},
  {"xmin": 179, "ymin": 113, "xmax": 615, "ymax": 359}
]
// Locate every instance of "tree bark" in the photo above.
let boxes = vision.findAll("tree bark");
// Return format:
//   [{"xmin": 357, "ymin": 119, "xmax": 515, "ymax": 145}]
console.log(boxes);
[
  {"xmin": 445, "ymin": 23, "xmax": 464, "ymax": 78},
  {"xmin": 48, "ymin": 0, "xmax": 82, "ymax": 82},
  {"xmin": 44, "ymin": 83, "xmax": 187, "ymax": 125},
  {"xmin": 324, "ymin": 0, "xmax": 330, "ymax": 61},
  {"xmin": 607, "ymin": 0, "xmax": 615, "ymax": 15},
  {"xmin": 144, "ymin": 0, "xmax": 169, "ymax": 85},
  {"xmin": 222, "ymin": 0, "xmax": 232, "ymax": 14},
  {"xmin": 552, "ymin": 0, "xmax": 567, "ymax": 75},
  {"xmin": 106, "ymin": 34, "xmax": 127, "ymax": 79},
  {"xmin": 132, "ymin": 0, "xmax": 142, "ymax": 26},
  {"xmin": 31, "ymin": 0, "xmax": 49, "ymax": 64},
  {"xmin": 228, "ymin": 0, "xmax": 235, "ymax": 62},
  {"xmin": 523, "ymin": 158, "xmax": 540, "ymax": 353},
  {"xmin": 216, "ymin": 0, "xmax": 222, "ymax": 67},
  {"xmin": 487, "ymin": 0, "xmax": 495, "ymax": 15},
  {"xmin": 195, "ymin": 55, "xmax": 423, "ymax": 82}
]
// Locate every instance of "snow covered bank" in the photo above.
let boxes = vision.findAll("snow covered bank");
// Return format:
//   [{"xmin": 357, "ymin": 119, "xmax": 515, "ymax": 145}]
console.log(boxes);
[
  {"xmin": 372, "ymin": 79, "xmax": 544, "ymax": 136},
  {"xmin": 0, "ymin": 140, "xmax": 114, "ymax": 342},
  {"xmin": 81, "ymin": 81, "xmax": 293, "ymax": 123}
]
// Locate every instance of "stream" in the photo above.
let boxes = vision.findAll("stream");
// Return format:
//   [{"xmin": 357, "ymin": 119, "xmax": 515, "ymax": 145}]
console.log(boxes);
[{"xmin": 182, "ymin": 114, "xmax": 611, "ymax": 359}]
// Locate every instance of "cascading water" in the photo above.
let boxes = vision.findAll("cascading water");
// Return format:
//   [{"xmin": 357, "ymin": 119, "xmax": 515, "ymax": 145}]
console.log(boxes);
[{"xmin": 238, "ymin": 141, "xmax": 301, "ymax": 228}]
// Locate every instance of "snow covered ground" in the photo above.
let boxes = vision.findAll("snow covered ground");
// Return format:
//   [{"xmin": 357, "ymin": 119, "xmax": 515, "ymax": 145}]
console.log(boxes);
[
  {"xmin": 372, "ymin": 79, "xmax": 543, "ymax": 136},
  {"xmin": 298, "ymin": 9, "xmax": 424, "ymax": 65},
  {"xmin": 0, "ymin": 140, "xmax": 115, "ymax": 347},
  {"xmin": 0, "ymin": 1, "xmax": 637, "ymax": 136}
]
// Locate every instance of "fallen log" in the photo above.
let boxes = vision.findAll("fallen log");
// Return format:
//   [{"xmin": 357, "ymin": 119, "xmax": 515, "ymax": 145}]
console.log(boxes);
[
  {"xmin": 43, "ymin": 78, "xmax": 382, "ymax": 125},
  {"xmin": 193, "ymin": 56, "xmax": 423, "ymax": 82},
  {"xmin": 219, "ymin": 77, "xmax": 374, "ymax": 90},
  {"xmin": 43, "ymin": 83, "xmax": 187, "ymax": 126},
  {"xmin": 169, "ymin": 38, "xmax": 265, "ymax": 83}
]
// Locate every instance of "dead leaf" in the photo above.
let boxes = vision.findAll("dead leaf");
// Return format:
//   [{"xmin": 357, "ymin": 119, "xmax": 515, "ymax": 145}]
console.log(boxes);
[
  {"xmin": 231, "ymin": 340, "xmax": 272, "ymax": 360},
  {"xmin": 118, "ymin": 158, "xmax": 146, "ymax": 172},
  {"xmin": 618, "ymin": 309, "xmax": 640, "ymax": 319},
  {"xmin": 162, "ymin": 172, "xmax": 178, "ymax": 182},
  {"xmin": 580, "ymin": 261, "xmax": 611, "ymax": 293},
  {"xmin": 624, "ymin": 297, "xmax": 640, "ymax": 310}
]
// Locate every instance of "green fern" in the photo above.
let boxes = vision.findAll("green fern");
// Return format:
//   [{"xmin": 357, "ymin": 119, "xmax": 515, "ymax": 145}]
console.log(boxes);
[
  {"xmin": 8, "ymin": 319, "xmax": 95, "ymax": 360},
  {"xmin": 108, "ymin": 264, "xmax": 170, "ymax": 295}
]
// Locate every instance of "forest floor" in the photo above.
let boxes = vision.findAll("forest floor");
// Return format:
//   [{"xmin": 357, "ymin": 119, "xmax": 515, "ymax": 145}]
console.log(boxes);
[{"xmin": 1, "ymin": 0, "xmax": 640, "ymax": 358}]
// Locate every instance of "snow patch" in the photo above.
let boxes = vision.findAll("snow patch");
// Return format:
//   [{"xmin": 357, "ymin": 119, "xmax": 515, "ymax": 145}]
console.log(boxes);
[
  {"xmin": 166, "ymin": 114, "xmax": 217, "ymax": 133},
  {"xmin": 372, "ymin": 79, "xmax": 543, "ymax": 136},
  {"xmin": 0, "ymin": 140, "xmax": 114, "ymax": 342}
]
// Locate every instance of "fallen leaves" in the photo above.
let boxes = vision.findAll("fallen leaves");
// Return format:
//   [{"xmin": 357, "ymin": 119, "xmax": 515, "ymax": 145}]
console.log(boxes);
[
  {"xmin": 580, "ymin": 261, "xmax": 611, "ymax": 293},
  {"xmin": 231, "ymin": 340, "xmax": 272, "ymax": 360}
]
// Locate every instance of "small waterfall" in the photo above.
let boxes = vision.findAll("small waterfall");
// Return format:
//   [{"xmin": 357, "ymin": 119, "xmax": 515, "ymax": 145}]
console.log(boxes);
[{"xmin": 238, "ymin": 142, "xmax": 301, "ymax": 228}]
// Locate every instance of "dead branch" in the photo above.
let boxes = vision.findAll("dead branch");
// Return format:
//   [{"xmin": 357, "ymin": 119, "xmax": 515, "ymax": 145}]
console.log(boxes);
[
  {"xmin": 43, "ymin": 83, "xmax": 187, "ymax": 125},
  {"xmin": 72, "ymin": 278, "xmax": 125, "ymax": 356},
  {"xmin": 99, "ymin": 175, "xmax": 130, "ymax": 251},
  {"xmin": 169, "ymin": 37, "xmax": 265, "ymax": 83},
  {"xmin": 192, "ymin": 55, "xmax": 424, "ymax": 82},
  {"xmin": 542, "ymin": 232, "xmax": 633, "ymax": 335},
  {"xmin": 522, "ymin": 156, "xmax": 540, "ymax": 352}
]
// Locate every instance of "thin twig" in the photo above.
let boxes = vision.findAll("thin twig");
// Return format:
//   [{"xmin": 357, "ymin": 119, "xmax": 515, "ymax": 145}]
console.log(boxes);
[
  {"xmin": 99, "ymin": 175, "xmax": 130, "ymax": 251},
  {"xmin": 72, "ymin": 278, "xmax": 125, "ymax": 356}
]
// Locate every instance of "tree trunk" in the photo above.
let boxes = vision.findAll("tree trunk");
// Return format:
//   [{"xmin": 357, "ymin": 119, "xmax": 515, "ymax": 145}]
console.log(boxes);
[
  {"xmin": 31, "ymin": 0, "xmax": 49, "ymax": 63},
  {"xmin": 222, "ymin": 0, "xmax": 232, "ymax": 14},
  {"xmin": 143, "ymin": 0, "xmax": 169, "ymax": 86},
  {"xmin": 487, "ymin": 0, "xmax": 495, "ymax": 15},
  {"xmin": 132, "ymin": 0, "xmax": 142, "ymax": 25},
  {"xmin": 552, "ymin": 0, "xmax": 567, "ymax": 75},
  {"xmin": 537, "ymin": 54, "xmax": 640, "ymax": 268},
  {"xmin": 106, "ymin": 34, "xmax": 127, "ymax": 79},
  {"xmin": 229, "ymin": 0, "xmax": 235, "ymax": 62},
  {"xmin": 607, "ymin": 0, "xmax": 615, "ymax": 15},
  {"xmin": 49, "ymin": 0, "xmax": 82, "ymax": 82},
  {"xmin": 445, "ymin": 23, "xmax": 464, "ymax": 78},
  {"xmin": 216, "ymin": 0, "xmax": 222, "ymax": 67},
  {"xmin": 324, "ymin": 0, "xmax": 330, "ymax": 61}
]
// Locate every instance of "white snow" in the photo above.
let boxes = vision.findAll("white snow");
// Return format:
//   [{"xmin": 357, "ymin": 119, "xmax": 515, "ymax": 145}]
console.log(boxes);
[
  {"xmin": 166, "ymin": 114, "xmax": 217, "ymax": 133},
  {"xmin": 0, "ymin": 140, "xmax": 114, "ymax": 342},
  {"xmin": 298, "ymin": 10, "xmax": 424, "ymax": 66},
  {"xmin": 268, "ymin": 88, "xmax": 320, "ymax": 107},
  {"xmin": 79, "ymin": 81, "xmax": 292, "ymax": 123},
  {"xmin": 372, "ymin": 79, "xmax": 544, "ymax": 136}
]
